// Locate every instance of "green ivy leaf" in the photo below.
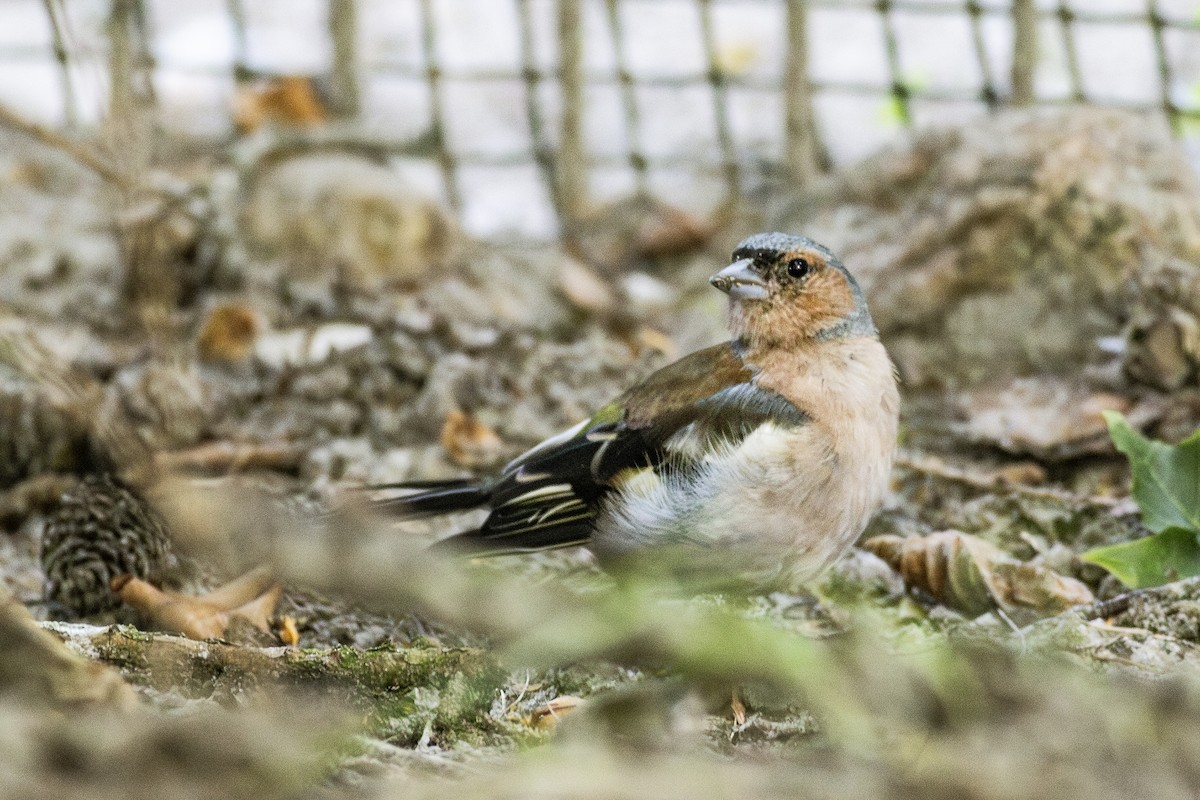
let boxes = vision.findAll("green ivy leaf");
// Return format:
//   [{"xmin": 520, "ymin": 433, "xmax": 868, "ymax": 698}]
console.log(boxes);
[
  {"xmin": 1080, "ymin": 527, "xmax": 1200, "ymax": 590},
  {"xmin": 1081, "ymin": 413, "xmax": 1200, "ymax": 588},
  {"xmin": 1103, "ymin": 411, "xmax": 1200, "ymax": 534}
]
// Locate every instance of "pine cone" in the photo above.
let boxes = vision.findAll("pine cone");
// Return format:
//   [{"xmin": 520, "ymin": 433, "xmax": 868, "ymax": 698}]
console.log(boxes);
[{"xmin": 41, "ymin": 474, "xmax": 173, "ymax": 616}]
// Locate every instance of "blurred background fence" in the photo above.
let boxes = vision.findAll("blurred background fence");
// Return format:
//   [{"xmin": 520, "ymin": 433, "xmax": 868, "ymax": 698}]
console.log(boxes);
[{"xmin": 3, "ymin": 0, "xmax": 1200, "ymax": 238}]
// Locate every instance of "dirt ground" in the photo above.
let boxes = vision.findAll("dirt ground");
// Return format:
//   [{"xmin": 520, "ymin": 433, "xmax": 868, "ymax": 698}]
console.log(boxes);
[{"xmin": 5, "ymin": 107, "xmax": 1200, "ymax": 799}]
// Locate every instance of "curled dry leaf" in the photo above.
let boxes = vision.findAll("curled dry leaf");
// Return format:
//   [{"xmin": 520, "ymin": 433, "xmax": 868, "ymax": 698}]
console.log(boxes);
[
  {"xmin": 863, "ymin": 531, "xmax": 1094, "ymax": 617},
  {"xmin": 277, "ymin": 615, "xmax": 300, "ymax": 647},
  {"xmin": 197, "ymin": 303, "xmax": 261, "ymax": 363},
  {"xmin": 990, "ymin": 561, "xmax": 1096, "ymax": 613},
  {"xmin": 113, "ymin": 567, "xmax": 283, "ymax": 641},
  {"xmin": 730, "ymin": 690, "xmax": 747, "ymax": 726},
  {"xmin": 232, "ymin": 75, "xmax": 329, "ymax": 133},
  {"xmin": 440, "ymin": 409, "xmax": 505, "ymax": 469},
  {"xmin": 531, "ymin": 695, "xmax": 585, "ymax": 731}
]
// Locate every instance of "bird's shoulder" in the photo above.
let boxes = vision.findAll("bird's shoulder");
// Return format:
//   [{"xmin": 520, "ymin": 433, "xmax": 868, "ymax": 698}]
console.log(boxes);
[
  {"xmin": 616, "ymin": 342, "xmax": 755, "ymax": 429},
  {"xmin": 502, "ymin": 342, "xmax": 809, "ymax": 486},
  {"xmin": 616, "ymin": 342, "xmax": 811, "ymax": 434}
]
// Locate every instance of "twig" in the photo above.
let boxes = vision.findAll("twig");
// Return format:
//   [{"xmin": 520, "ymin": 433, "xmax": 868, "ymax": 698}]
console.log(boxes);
[
  {"xmin": 1076, "ymin": 577, "xmax": 1200, "ymax": 621},
  {"xmin": 44, "ymin": 622, "xmax": 498, "ymax": 698},
  {"xmin": 783, "ymin": 0, "xmax": 819, "ymax": 182},
  {"xmin": 41, "ymin": 0, "xmax": 78, "ymax": 128},
  {"xmin": 1076, "ymin": 592, "xmax": 1138, "ymax": 621},
  {"xmin": 156, "ymin": 441, "xmax": 306, "ymax": 475},
  {"xmin": 0, "ymin": 100, "xmax": 136, "ymax": 191},
  {"xmin": 328, "ymin": 0, "xmax": 361, "ymax": 118},
  {"xmin": 1010, "ymin": 0, "xmax": 1038, "ymax": 106}
]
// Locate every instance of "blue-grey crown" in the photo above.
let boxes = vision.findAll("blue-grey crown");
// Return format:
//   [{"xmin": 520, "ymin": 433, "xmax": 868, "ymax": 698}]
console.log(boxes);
[{"xmin": 731, "ymin": 232, "xmax": 876, "ymax": 340}]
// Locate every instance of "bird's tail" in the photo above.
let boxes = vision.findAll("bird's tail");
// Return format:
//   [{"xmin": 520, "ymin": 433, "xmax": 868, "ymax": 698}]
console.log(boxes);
[{"xmin": 367, "ymin": 478, "xmax": 492, "ymax": 519}]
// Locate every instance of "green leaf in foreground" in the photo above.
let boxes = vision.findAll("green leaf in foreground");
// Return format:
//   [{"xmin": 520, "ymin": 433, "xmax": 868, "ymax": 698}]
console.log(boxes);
[
  {"xmin": 1103, "ymin": 411, "xmax": 1200, "ymax": 534},
  {"xmin": 1081, "ymin": 412, "xmax": 1200, "ymax": 588},
  {"xmin": 1080, "ymin": 526, "xmax": 1200, "ymax": 589}
]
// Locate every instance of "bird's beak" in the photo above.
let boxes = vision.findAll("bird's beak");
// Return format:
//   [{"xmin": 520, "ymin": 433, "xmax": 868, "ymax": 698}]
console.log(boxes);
[{"xmin": 710, "ymin": 258, "xmax": 768, "ymax": 300}]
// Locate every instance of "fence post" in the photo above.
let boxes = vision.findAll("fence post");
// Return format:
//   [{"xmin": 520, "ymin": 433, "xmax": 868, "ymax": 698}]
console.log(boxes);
[
  {"xmin": 106, "ymin": 0, "xmax": 154, "ymax": 179},
  {"xmin": 108, "ymin": 0, "xmax": 135, "ymax": 134},
  {"xmin": 783, "ymin": 0, "xmax": 818, "ymax": 183},
  {"xmin": 328, "ymin": 0, "xmax": 361, "ymax": 119},
  {"xmin": 558, "ymin": 0, "xmax": 589, "ymax": 228},
  {"xmin": 1011, "ymin": 0, "xmax": 1037, "ymax": 106},
  {"xmin": 42, "ymin": 0, "xmax": 78, "ymax": 128}
]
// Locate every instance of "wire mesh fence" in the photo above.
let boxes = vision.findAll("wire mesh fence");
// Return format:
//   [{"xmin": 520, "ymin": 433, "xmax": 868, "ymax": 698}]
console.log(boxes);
[{"xmin": 2, "ymin": 0, "xmax": 1199, "ymax": 238}]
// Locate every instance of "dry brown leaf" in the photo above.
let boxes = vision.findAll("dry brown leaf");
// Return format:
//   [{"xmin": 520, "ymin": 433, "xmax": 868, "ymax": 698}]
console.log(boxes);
[
  {"xmin": 531, "ymin": 695, "xmax": 584, "ymax": 731},
  {"xmin": 114, "ymin": 577, "xmax": 229, "ymax": 640},
  {"xmin": 864, "ymin": 530, "xmax": 1094, "ymax": 617},
  {"xmin": 113, "ymin": 568, "xmax": 283, "ymax": 641},
  {"xmin": 567, "ymin": 194, "xmax": 713, "ymax": 274},
  {"xmin": 440, "ymin": 410, "xmax": 504, "ymax": 469},
  {"xmin": 956, "ymin": 377, "xmax": 1159, "ymax": 460},
  {"xmin": 198, "ymin": 566, "xmax": 276, "ymax": 610},
  {"xmin": 233, "ymin": 75, "xmax": 328, "ymax": 133},
  {"xmin": 229, "ymin": 584, "xmax": 283, "ymax": 633},
  {"xmin": 730, "ymin": 690, "xmax": 747, "ymax": 726},
  {"xmin": 197, "ymin": 304, "xmax": 260, "ymax": 363},
  {"xmin": 278, "ymin": 615, "xmax": 300, "ymax": 647},
  {"xmin": 992, "ymin": 561, "xmax": 1096, "ymax": 613},
  {"xmin": 632, "ymin": 202, "xmax": 712, "ymax": 260}
]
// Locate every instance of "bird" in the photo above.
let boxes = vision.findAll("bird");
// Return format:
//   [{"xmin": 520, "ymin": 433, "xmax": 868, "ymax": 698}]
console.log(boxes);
[{"xmin": 370, "ymin": 232, "xmax": 900, "ymax": 587}]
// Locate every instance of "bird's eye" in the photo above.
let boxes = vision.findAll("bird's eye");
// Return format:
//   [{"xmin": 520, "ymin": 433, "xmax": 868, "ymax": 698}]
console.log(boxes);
[{"xmin": 786, "ymin": 258, "xmax": 811, "ymax": 279}]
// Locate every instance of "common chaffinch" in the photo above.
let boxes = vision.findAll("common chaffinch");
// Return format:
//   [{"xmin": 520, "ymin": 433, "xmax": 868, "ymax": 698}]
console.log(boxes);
[{"xmin": 374, "ymin": 233, "xmax": 900, "ymax": 586}]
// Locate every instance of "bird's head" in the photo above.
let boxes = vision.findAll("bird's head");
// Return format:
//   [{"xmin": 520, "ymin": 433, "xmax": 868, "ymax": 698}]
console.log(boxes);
[{"xmin": 710, "ymin": 232, "xmax": 875, "ymax": 347}]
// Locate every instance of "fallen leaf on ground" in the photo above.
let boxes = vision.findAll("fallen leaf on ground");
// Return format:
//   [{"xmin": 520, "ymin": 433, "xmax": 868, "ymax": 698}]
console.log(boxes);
[
  {"xmin": 956, "ymin": 377, "xmax": 1161, "ymax": 460},
  {"xmin": 197, "ymin": 303, "xmax": 261, "ymax": 363},
  {"xmin": 233, "ymin": 75, "xmax": 328, "ymax": 133},
  {"xmin": 730, "ymin": 690, "xmax": 747, "ymax": 726},
  {"xmin": 113, "ymin": 567, "xmax": 283, "ymax": 641},
  {"xmin": 567, "ymin": 194, "xmax": 713, "ymax": 275},
  {"xmin": 864, "ymin": 530, "xmax": 1093, "ymax": 617},
  {"xmin": 531, "ymin": 696, "xmax": 584, "ymax": 730},
  {"xmin": 440, "ymin": 409, "xmax": 505, "ymax": 469},
  {"xmin": 278, "ymin": 615, "xmax": 300, "ymax": 646}
]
